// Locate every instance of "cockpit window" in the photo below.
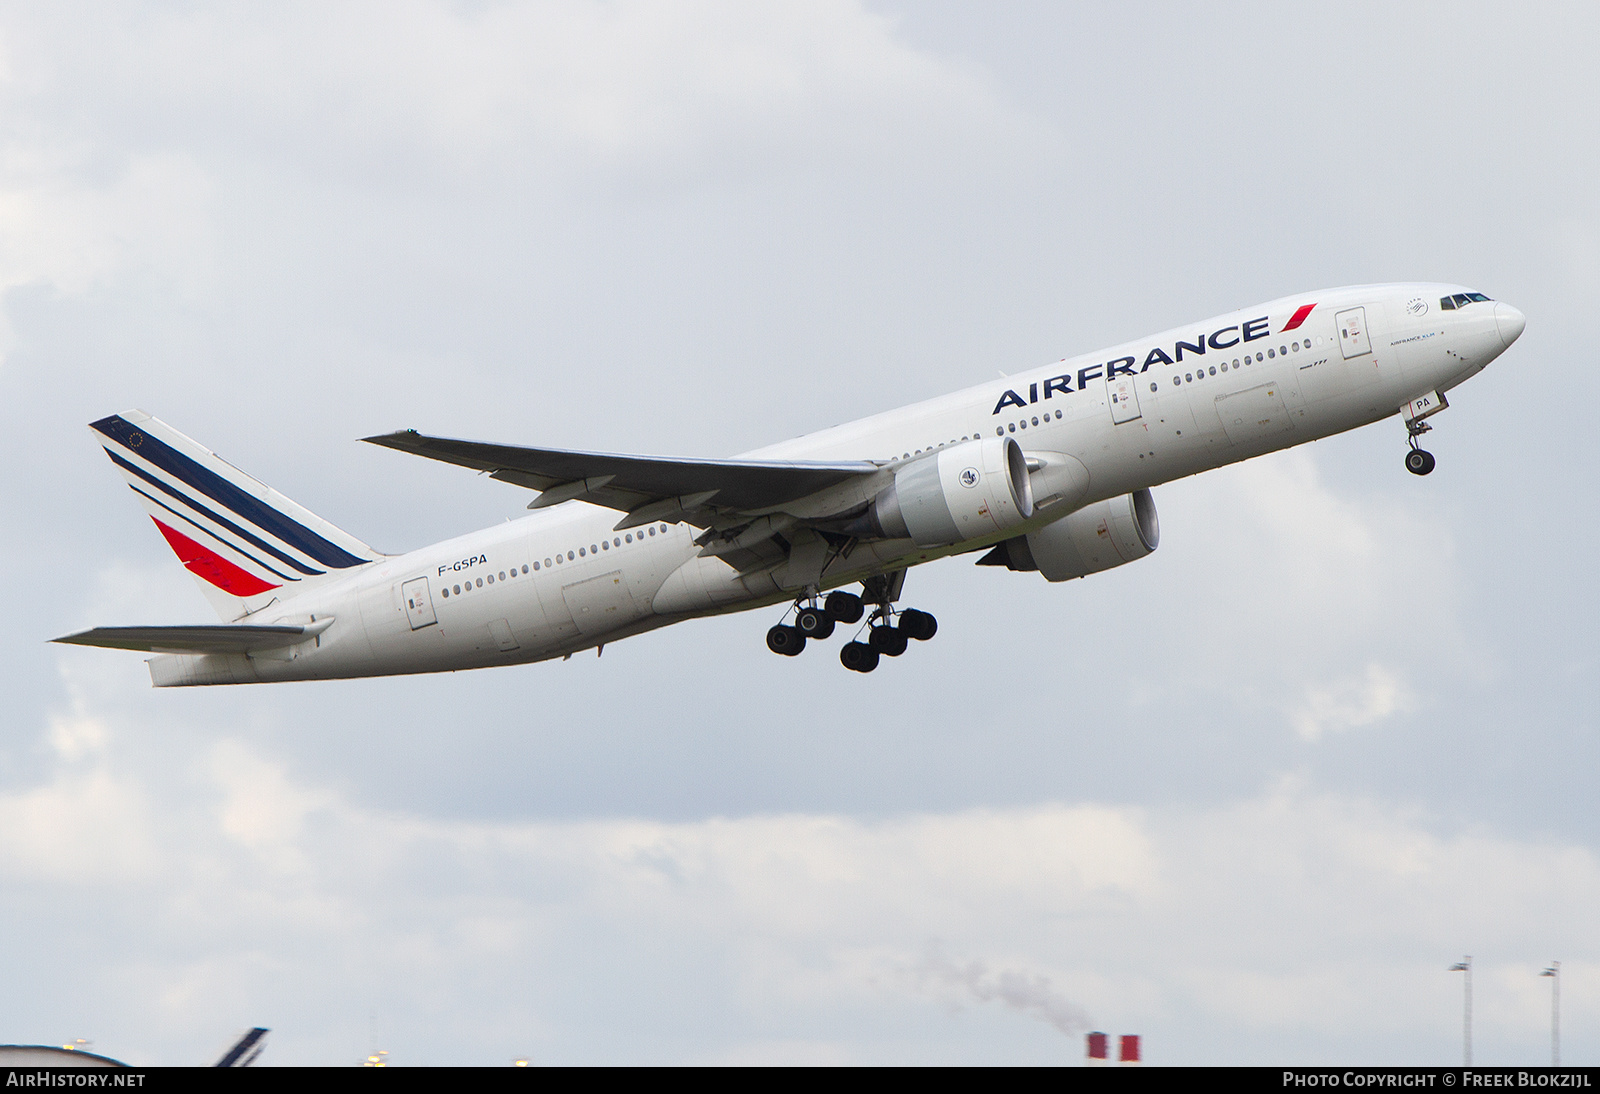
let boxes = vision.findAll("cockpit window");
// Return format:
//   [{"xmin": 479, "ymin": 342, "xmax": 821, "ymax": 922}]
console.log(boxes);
[{"xmin": 1440, "ymin": 291, "xmax": 1492, "ymax": 311}]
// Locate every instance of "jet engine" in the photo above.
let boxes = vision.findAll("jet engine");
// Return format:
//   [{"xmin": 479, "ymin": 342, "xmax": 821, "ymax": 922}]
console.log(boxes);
[
  {"xmin": 980, "ymin": 488, "xmax": 1159, "ymax": 581},
  {"xmin": 862, "ymin": 436, "xmax": 1035, "ymax": 547}
]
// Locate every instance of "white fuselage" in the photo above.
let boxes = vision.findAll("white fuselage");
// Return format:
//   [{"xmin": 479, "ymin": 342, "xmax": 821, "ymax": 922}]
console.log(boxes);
[{"xmin": 150, "ymin": 283, "xmax": 1519, "ymax": 686}]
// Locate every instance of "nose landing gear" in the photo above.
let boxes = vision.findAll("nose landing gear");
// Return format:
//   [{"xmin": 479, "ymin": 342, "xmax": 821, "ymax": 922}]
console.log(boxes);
[
  {"xmin": 1401, "ymin": 392, "xmax": 1446, "ymax": 476},
  {"xmin": 1404, "ymin": 419, "xmax": 1436, "ymax": 476}
]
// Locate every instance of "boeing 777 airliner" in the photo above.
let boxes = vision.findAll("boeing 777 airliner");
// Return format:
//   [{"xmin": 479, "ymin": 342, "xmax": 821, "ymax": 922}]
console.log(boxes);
[{"xmin": 55, "ymin": 283, "xmax": 1525, "ymax": 684}]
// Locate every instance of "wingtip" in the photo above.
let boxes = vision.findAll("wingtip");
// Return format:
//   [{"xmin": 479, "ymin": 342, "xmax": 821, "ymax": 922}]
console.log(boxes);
[{"xmin": 359, "ymin": 430, "xmax": 417, "ymax": 447}]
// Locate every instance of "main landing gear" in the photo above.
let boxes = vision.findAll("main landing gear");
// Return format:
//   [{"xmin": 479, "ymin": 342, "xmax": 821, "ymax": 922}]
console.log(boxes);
[{"xmin": 764, "ymin": 579, "xmax": 937, "ymax": 673}]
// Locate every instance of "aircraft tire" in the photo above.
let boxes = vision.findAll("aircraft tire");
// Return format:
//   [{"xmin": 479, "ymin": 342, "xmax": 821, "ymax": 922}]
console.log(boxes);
[
  {"xmin": 840, "ymin": 641, "xmax": 879, "ymax": 672},
  {"xmin": 766, "ymin": 625, "xmax": 806, "ymax": 656},
  {"xmin": 825, "ymin": 591, "xmax": 864, "ymax": 624},
  {"xmin": 795, "ymin": 607, "xmax": 835, "ymax": 640},
  {"xmin": 1405, "ymin": 449, "xmax": 1436, "ymax": 476},
  {"xmin": 869, "ymin": 624, "xmax": 908, "ymax": 657},
  {"xmin": 898, "ymin": 609, "xmax": 938, "ymax": 641}
]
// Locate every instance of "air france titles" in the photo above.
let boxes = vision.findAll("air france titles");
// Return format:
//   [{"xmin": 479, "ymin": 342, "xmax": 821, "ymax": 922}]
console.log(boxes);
[{"xmin": 991, "ymin": 315, "xmax": 1272, "ymax": 415}]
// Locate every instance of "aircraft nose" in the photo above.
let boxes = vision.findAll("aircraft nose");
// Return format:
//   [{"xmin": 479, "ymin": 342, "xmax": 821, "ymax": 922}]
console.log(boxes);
[{"xmin": 1495, "ymin": 301, "xmax": 1526, "ymax": 348}]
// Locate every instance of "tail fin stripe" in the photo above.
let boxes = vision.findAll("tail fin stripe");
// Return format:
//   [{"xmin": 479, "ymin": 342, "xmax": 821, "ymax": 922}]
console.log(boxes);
[
  {"xmin": 151, "ymin": 518, "xmax": 281, "ymax": 597},
  {"xmin": 92, "ymin": 415, "xmax": 369, "ymax": 570},
  {"xmin": 128, "ymin": 483, "xmax": 302, "ymax": 584},
  {"xmin": 108, "ymin": 448, "xmax": 323, "ymax": 577}
]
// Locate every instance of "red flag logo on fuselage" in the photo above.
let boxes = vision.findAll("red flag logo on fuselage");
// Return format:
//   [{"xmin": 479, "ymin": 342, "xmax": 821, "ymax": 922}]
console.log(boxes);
[{"xmin": 1281, "ymin": 303, "xmax": 1316, "ymax": 331}]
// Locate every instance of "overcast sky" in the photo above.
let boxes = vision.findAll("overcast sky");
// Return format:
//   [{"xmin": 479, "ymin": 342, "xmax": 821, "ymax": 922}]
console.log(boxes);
[{"xmin": 1, "ymin": 0, "xmax": 1595, "ymax": 1066}]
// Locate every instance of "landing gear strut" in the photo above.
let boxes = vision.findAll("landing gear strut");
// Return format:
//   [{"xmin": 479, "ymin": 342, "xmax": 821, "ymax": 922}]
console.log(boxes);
[
  {"xmin": 838, "ymin": 575, "xmax": 937, "ymax": 674},
  {"xmin": 1403, "ymin": 395, "xmax": 1443, "ymax": 476},
  {"xmin": 761, "ymin": 575, "xmax": 937, "ymax": 673}
]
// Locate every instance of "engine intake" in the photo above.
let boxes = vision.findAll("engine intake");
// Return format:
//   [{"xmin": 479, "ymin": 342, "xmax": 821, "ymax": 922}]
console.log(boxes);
[
  {"xmin": 866, "ymin": 437, "xmax": 1034, "ymax": 547},
  {"xmin": 980, "ymin": 488, "xmax": 1159, "ymax": 581}
]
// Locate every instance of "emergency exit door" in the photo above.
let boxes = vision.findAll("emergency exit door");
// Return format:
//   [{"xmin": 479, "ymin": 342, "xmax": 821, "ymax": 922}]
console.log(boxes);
[
  {"xmin": 401, "ymin": 577, "xmax": 437, "ymax": 630},
  {"xmin": 1336, "ymin": 307, "xmax": 1372, "ymax": 359},
  {"xmin": 1107, "ymin": 375, "xmax": 1143, "ymax": 423}
]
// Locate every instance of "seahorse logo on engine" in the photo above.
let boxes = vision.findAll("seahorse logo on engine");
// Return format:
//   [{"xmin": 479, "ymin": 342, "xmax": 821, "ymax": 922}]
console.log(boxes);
[{"xmin": 959, "ymin": 467, "xmax": 980, "ymax": 487}]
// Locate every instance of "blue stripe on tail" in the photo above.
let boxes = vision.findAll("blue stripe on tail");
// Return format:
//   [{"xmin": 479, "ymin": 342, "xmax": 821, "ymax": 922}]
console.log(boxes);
[
  {"xmin": 92, "ymin": 415, "xmax": 368, "ymax": 569},
  {"xmin": 106, "ymin": 449, "xmax": 323, "ymax": 576}
]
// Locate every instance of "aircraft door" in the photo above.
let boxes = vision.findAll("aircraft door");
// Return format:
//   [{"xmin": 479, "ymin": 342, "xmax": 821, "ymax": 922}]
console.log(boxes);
[
  {"xmin": 1336, "ymin": 307, "xmax": 1372, "ymax": 359},
  {"xmin": 401, "ymin": 577, "xmax": 437, "ymax": 630},
  {"xmin": 1107, "ymin": 375, "xmax": 1143, "ymax": 423}
]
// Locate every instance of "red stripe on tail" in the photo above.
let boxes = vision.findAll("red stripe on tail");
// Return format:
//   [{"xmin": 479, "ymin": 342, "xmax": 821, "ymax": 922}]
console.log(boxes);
[
  {"xmin": 1281, "ymin": 303, "xmax": 1316, "ymax": 331},
  {"xmin": 151, "ymin": 518, "xmax": 280, "ymax": 596}
]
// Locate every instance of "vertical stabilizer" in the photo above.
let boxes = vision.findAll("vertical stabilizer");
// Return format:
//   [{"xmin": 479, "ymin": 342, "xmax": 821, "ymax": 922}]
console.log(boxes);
[{"xmin": 91, "ymin": 410, "xmax": 381, "ymax": 620}]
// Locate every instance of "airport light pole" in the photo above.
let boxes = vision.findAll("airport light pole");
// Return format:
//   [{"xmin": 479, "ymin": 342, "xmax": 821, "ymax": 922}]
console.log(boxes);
[
  {"xmin": 1450, "ymin": 957, "xmax": 1472, "ymax": 1065},
  {"xmin": 1540, "ymin": 962, "xmax": 1560, "ymax": 1066}
]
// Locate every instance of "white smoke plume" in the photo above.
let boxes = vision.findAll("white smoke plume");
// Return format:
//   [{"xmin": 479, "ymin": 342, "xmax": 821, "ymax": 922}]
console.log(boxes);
[{"xmin": 913, "ymin": 943, "xmax": 1090, "ymax": 1036}]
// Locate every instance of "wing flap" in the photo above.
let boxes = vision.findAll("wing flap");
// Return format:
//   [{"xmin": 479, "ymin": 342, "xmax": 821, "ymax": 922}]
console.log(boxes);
[{"xmin": 52, "ymin": 622, "xmax": 328, "ymax": 654}]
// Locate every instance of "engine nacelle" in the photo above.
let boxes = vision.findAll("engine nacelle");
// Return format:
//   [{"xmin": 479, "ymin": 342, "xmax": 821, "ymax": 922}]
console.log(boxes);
[
  {"xmin": 981, "ymin": 489, "xmax": 1159, "ymax": 581},
  {"xmin": 867, "ymin": 437, "xmax": 1035, "ymax": 547}
]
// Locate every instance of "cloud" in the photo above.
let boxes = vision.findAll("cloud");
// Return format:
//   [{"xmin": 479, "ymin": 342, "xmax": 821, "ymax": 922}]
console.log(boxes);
[
  {"xmin": 2, "ymin": 690, "xmax": 1594, "ymax": 1063},
  {"xmin": 1292, "ymin": 663, "xmax": 1411, "ymax": 742},
  {"xmin": 4, "ymin": 1, "xmax": 1022, "ymax": 187}
]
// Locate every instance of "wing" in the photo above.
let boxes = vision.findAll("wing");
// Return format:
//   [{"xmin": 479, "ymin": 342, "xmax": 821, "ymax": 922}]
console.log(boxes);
[
  {"xmin": 52, "ymin": 622, "xmax": 330, "ymax": 655},
  {"xmin": 361, "ymin": 431, "xmax": 882, "ymax": 528},
  {"xmin": 362, "ymin": 430, "xmax": 896, "ymax": 583}
]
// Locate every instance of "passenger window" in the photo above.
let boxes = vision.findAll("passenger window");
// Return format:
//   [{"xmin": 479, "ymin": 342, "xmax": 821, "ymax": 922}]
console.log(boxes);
[
  {"xmin": 1267, "ymin": 349, "xmax": 1275, "ymax": 358},
  {"xmin": 1185, "ymin": 373, "xmax": 1192, "ymax": 382},
  {"xmin": 1055, "ymin": 410, "xmax": 1062, "ymax": 419},
  {"xmin": 613, "ymin": 538, "xmax": 621, "ymax": 547},
  {"xmin": 440, "ymin": 589, "xmax": 448, "ymax": 599},
  {"xmin": 475, "ymin": 578, "xmax": 483, "ymax": 588},
  {"xmin": 1031, "ymin": 417, "xmax": 1038, "ymax": 426},
  {"xmin": 1008, "ymin": 423, "xmax": 1015, "ymax": 432},
  {"xmin": 1256, "ymin": 352, "xmax": 1263, "ymax": 362},
  {"xmin": 647, "ymin": 528, "xmax": 655, "ymax": 537},
  {"xmin": 1149, "ymin": 382, "xmax": 1157, "ymax": 392},
  {"xmin": 1208, "ymin": 366, "xmax": 1216, "ymax": 376},
  {"xmin": 487, "ymin": 574, "xmax": 494, "ymax": 584},
  {"xmin": 522, "ymin": 565, "xmax": 528, "ymax": 574},
  {"xmin": 996, "ymin": 427, "xmax": 1004, "ymax": 435},
  {"xmin": 601, "ymin": 541, "xmax": 609, "ymax": 550},
  {"xmin": 567, "ymin": 550, "xmax": 575, "ymax": 559},
  {"xmin": 533, "ymin": 562, "xmax": 540, "ymax": 571},
  {"xmin": 453, "ymin": 585, "xmax": 460, "ymax": 594}
]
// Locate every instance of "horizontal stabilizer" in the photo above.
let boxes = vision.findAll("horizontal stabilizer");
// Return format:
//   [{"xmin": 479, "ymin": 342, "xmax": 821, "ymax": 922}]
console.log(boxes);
[
  {"xmin": 52, "ymin": 620, "xmax": 332, "ymax": 655},
  {"xmin": 361, "ymin": 430, "xmax": 878, "ymax": 516}
]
